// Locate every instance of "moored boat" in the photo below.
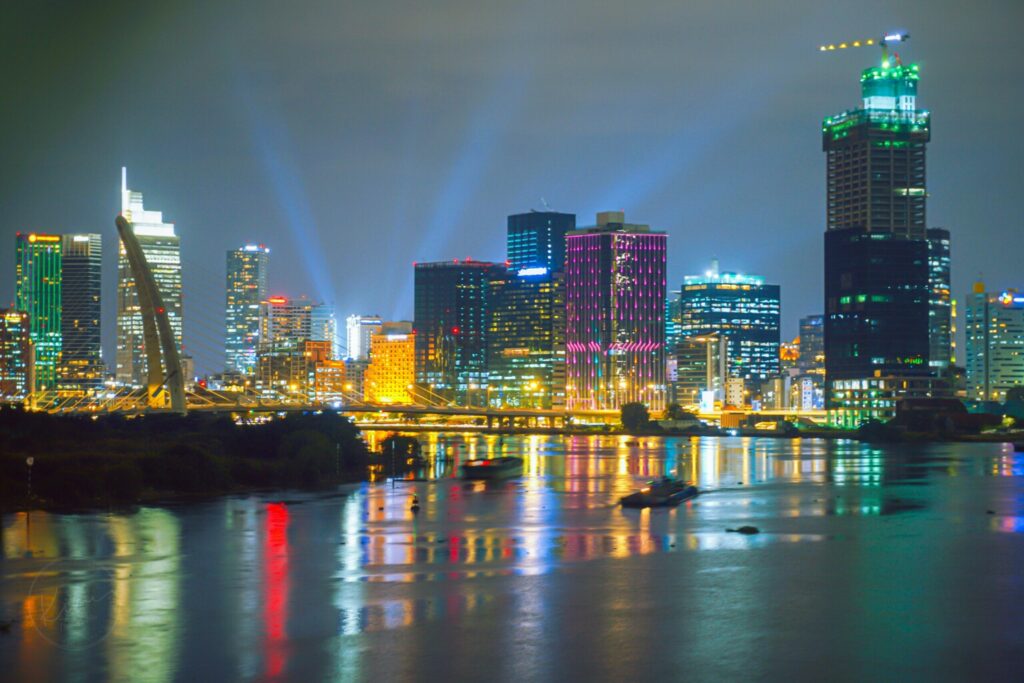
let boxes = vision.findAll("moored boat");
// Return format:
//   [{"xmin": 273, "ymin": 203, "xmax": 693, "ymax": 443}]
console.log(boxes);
[
  {"xmin": 460, "ymin": 456, "xmax": 524, "ymax": 480},
  {"xmin": 620, "ymin": 477, "xmax": 698, "ymax": 508}
]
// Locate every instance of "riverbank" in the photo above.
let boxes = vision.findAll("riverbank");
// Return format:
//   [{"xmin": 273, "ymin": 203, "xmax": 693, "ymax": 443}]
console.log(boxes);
[{"xmin": 0, "ymin": 407, "xmax": 396, "ymax": 512}]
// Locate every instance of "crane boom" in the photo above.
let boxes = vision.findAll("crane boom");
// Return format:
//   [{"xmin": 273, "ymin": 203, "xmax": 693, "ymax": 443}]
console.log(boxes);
[{"xmin": 819, "ymin": 31, "xmax": 909, "ymax": 61}]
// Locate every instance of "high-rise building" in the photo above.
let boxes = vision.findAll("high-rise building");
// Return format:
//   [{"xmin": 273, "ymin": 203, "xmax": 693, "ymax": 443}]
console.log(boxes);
[
  {"xmin": 364, "ymin": 324, "xmax": 415, "ymax": 404},
  {"xmin": 565, "ymin": 211, "xmax": 667, "ymax": 412},
  {"xmin": 678, "ymin": 262, "xmax": 781, "ymax": 384},
  {"xmin": 226, "ymin": 245, "xmax": 270, "ymax": 375},
  {"xmin": 117, "ymin": 168, "xmax": 182, "ymax": 387},
  {"xmin": 674, "ymin": 333, "xmax": 728, "ymax": 409},
  {"xmin": 506, "ymin": 210, "xmax": 575, "ymax": 273},
  {"xmin": 798, "ymin": 315, "xmax": 824, "ymax": 374},
  {"xmin": 965, "ymin": 283, "xmax": 1024, "ymax": 401},
  {"xmin": 414, "ymin": 259, "xmax": 505, "ymax": 406},
  {"xmin": 0, "ymin": 310, "xmax": 33, "ymax": 399},
  {"xmin": 15, "ymin": 232, "xmax": 62, "ymax": 391},
  {"xmin": 823, "ymin": 49, "xmax": 932, "ymax": 420},
  {"xmin": 345, "ymin": 315, "xmax": 382, "ymax": 361},
  {"xmin": 258, "ymin": 296, "xmax": 312, "ymax": 352},
  {"xmin": 310, "ymin": 304, "xmax": 339, "ymax": 359},
  {"xmin": 488, "ymin": 268, "xmax": 565, "ymax": 409},
  {"xmin": 58, "ymin": 234, "xmax": 103, "ymax": 393},
  {"xmin": 927, "ymin": 228, "xmax": 952, "ymax": 369}
]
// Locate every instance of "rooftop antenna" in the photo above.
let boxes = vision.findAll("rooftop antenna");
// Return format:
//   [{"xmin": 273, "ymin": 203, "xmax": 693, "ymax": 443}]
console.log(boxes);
[{"xmin": 540, "ymin": 197, "xmax": 551, "ymax": 211}]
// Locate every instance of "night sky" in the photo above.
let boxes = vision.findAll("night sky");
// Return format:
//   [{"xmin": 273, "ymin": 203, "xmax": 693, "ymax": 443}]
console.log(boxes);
[{"xmin": 1, "ymin": 0, "xmax": 1021, "ymax": 374}]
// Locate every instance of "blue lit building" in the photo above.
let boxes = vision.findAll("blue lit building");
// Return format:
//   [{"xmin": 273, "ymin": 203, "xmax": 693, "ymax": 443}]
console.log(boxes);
[
  {"xmin": 506, "ymin": 211, "xmax": 575, "ymax": 273},
  {"xmin": 678, "ymin": 261, "xmax": 780, "ymax": 384}
]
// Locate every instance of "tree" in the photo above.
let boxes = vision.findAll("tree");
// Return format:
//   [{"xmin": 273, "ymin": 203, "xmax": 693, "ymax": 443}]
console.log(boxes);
[
  {"xmin": 666, "ymin": 403, "xmax": 695, "ymax": 421},
  {"xmin": 620, "ymin": 402, "xmax": 650, "ymax": 433}
]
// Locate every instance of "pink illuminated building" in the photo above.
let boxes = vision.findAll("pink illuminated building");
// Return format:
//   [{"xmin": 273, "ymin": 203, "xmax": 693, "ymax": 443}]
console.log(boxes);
[{"xmin": 565, "ymin": 211, "xmax": 667, "ymax": 412}]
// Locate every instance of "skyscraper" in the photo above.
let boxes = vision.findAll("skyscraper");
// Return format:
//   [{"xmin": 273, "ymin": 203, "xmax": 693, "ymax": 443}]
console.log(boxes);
[
  {"xmin": 59, "ymin": 234, "xmax": 103, "ymax": 393},
  {"xmin": 565, "ymin": 211, "xmax": 666, "ymax": 412},
  {"xmin": 15, "ymin": 232, "xmax": 62, "ymax": 391},
  {"xmin": 678, "ymin": 262, "xmax": 781, "ymax": 384},
  {"xmin": 965, "ymin": 283, "xmax": 1024, "ymax": 401},
  {"xmin": 117, "ymin": 168, "xmax": 182, "ymax": 387},
  {"xmin": 414, "ymin": 259, "xmax": 505, "ymax": 406},
  {"xmin": 927, "ymin": 228, "xmax": 952, "ymax": 370},
  {"xmin": 226, "ymin": 244, "xmax": 270, "ymax": 375},
  {"xmin": 345, "ymin": 315, "xmax": 382, "ymax": 361},
  {"xmin": 506, "ymin": 210, "xmax": 576, "ymax": 273},
  {"xmin": 488, "ymin": 268, "xmax": 565, "ymax": 409},
  {"xmin": 823, "ymin": 48, "xmax": 932, "ymax": 420},
  {"xmin": 0, "ymin": 309, "xmax": 33, "ymax": 399}
]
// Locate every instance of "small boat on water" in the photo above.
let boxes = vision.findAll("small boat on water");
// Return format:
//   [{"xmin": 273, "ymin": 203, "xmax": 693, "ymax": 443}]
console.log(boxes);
[
  {"xmin": 460, "ymin": 456, "xmax": 524, "ymax": 480},
  {"xmin": 620, "ymin": 477, "xmax": 698, "ymax": 508}
]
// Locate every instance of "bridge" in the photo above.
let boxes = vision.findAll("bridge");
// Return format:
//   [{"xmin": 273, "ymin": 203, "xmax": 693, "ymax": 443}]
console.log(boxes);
[{"xmin": 13, "ymin": 214, "xmax": 828, "ymax": 429}]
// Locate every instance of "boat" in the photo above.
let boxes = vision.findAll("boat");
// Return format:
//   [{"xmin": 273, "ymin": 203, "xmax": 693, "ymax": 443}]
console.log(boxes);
[
  {"xmin": 620, "ymin": 478, "xmax": 699, "ymax": 508},
  {"xmin": 460, "ymin": 456, "xmax": 524, "ymax": 480}
]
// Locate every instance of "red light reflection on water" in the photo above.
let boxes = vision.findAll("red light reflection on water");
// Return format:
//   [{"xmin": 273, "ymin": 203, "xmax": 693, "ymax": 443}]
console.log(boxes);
[{"xmin": 264, "ymin": 502, "xmax": 290, "ymax": 678}]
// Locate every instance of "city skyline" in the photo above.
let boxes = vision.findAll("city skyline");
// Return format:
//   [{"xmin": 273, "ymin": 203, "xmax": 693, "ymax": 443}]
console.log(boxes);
[{"xmin": 1, "ymin": 2, "xmax": 1020, "ymax": 377}]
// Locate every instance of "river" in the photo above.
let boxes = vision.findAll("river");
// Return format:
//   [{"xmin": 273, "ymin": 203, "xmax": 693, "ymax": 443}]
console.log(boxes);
[{"xmin": 2, "ymin": 434, "xmax": 1023, "ymax": 681}]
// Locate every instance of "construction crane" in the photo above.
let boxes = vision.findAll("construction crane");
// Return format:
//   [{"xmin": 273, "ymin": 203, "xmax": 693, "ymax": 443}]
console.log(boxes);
[{"xmin": 819, "ymin": 31, "xmax": 910, "ymax": 63}]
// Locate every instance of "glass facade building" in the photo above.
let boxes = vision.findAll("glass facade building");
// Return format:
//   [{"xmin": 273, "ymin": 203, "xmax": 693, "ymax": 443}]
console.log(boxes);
[
  {"xmin": 414, "ymin": 260, "xmax": 505, "ymax": 406},
  {"xmin": 226, "ymin": 244, "xmax": 269, "ymax": 375},
  {"xmin": 15, "ymin": 232, "xmax": 62, "ymax": 391},
  {"xmin": 965, "ymin": 283, "xmax": 1024, "ymax": 401},
  {"xmin": 506, "ymin": 211, "xmax": 575, "ymax": 273},
  {"xmin": 565, "ymin": 212, "xmax": 666, "ymax": 412},
  {"xmin": 488, "ymin": 269, "xmax": 565, "ymax": 409},
  {"xmin": 0, "ymin": 309, "xmax": 33, "ymax": 398},
  {"xmin": 823, "ymin": 54, "xmax": 933, "ymax": 420},
  {"xmin": 345, "ymin": 315, "xmax": 382, "ymax": 361},
  {"xmin": 58, "ymin": 234, "xmax": 104, "ymax": 393},
  {"xmin": 678, "ymin": 264, "xmax": 780, "ymax": 384},
  {"xmin": 927, "ymin": 228, "xmax": 952, "ymax": 369},
  {"xmin": 117, "ymin": 168, "xmax": 182, "ymax": 387}
]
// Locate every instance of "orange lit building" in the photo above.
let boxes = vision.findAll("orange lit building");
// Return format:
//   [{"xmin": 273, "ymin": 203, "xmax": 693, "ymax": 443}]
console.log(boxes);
[{"xmin": 364, "ymin": 329, "xmax": 415, "ymax": 404}]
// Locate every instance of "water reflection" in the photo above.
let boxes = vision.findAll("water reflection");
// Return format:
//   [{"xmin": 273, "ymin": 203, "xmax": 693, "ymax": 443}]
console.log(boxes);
[{"xmin": 1, "ymin": 436, "xmax": 1020, "ymax": 681}]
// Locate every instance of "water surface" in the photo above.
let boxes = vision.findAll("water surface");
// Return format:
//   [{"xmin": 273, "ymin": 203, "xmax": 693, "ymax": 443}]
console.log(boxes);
[{"xmin": 2, "ymin": 435, "xmax": 1022, "ymax": 681}]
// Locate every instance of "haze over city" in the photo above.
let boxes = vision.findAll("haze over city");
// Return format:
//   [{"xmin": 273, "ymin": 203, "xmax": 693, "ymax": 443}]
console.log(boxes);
[{"xmin": 2, "ymin": 0, "xmax": 1021, "ymax": 375}]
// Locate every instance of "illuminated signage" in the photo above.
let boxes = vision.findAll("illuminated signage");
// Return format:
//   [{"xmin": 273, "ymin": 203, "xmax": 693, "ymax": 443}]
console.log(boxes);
[
  {"xmin": 27, "ymin": 234, "xmax": 60, "ymax": 243},
  {"xmin": 267, "ymin": 296, "xmax": 288, "ymax": 305},
  {"xmin": 517, "ymin": 267, "xmax": 548, "ymax": 277}
]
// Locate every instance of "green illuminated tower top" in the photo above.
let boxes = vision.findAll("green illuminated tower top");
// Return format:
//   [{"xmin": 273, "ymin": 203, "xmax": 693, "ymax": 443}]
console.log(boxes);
[{"xmin": 823, "ymin": 42, "xmax": 930, "ymax": 237}]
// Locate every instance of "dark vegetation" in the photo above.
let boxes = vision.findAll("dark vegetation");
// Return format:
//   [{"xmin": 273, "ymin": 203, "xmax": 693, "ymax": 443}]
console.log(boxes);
[{"xmin": 0, "ymin": 406, "xmax": 377, "ymax": 510}]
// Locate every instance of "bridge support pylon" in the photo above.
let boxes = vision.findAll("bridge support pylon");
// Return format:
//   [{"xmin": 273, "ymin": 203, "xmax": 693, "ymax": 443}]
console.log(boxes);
[{"xmin": 115, "ymin": 215, "xmax": 186, "ymax": 414}]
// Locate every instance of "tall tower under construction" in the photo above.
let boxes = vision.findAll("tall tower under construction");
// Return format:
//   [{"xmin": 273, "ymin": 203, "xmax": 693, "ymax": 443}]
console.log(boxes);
[{"xmin": 822, "ymin": 36, "xmax": 937, "ymax": 425}]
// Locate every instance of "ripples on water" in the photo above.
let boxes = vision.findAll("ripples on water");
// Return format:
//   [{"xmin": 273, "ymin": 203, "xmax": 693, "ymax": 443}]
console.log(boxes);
[{"xmin": 1, "ymin": 435, "xmax": 1021, "ymax": 681}]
